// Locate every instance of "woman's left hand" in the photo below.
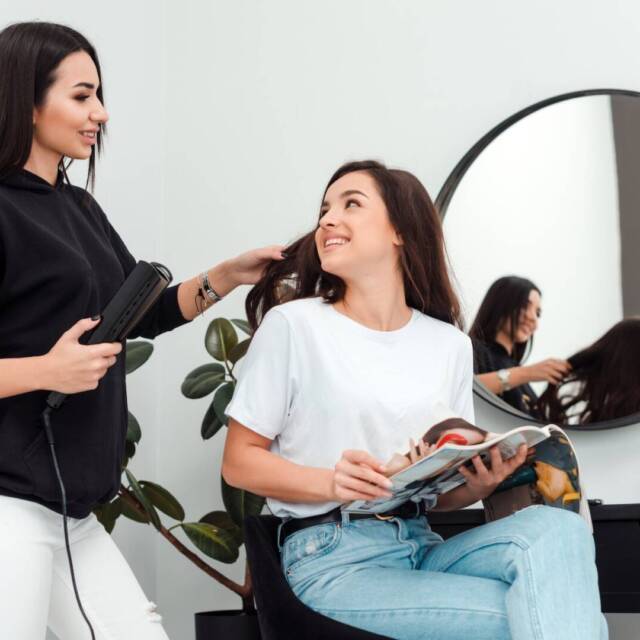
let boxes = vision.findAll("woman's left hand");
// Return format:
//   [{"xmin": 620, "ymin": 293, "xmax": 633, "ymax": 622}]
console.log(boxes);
[
  {"xmin": 225, "ymin": 245, "xmax": 286, "ymax": 288},
  {"xmin": 458, "ymin": 444, "xmax": 528, "ymax": 502}
]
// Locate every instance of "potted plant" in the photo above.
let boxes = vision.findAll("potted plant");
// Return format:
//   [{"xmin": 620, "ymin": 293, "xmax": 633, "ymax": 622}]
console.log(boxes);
[{"xmin": 94, "ymin": 317, "xmax": 264, "ymax": 640}]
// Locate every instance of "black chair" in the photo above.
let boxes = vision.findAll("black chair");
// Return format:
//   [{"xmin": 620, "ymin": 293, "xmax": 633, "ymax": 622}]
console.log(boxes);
[{"xmin": 244, "ymin": 515, "xmax": 391, "ymax": 639}]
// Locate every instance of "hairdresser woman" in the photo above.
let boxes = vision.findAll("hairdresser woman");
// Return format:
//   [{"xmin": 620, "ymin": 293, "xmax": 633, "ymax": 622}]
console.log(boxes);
[{"xmin": 0, "ymin": 22, "xmax": 283, "ymax": 640}]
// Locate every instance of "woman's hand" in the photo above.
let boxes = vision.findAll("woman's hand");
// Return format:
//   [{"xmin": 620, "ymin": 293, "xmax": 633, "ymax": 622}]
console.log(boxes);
[
  {"xmin": 41, "ymin": 318, "xmax": 122, "ymax": 393},
  {"xmin": 330, "ymin": 450, "xmax": 394, "ymax": 503},
  {"xmin": 458, "ymin": 443, "xmax": 528, "ymax": 502},
  {"xmin": 224, "ymin": 245, "xmax": 286, "ymax": 289},
  {"xmin": 523, "ymin": 358, "xmax": 571, "ymax": 384}
]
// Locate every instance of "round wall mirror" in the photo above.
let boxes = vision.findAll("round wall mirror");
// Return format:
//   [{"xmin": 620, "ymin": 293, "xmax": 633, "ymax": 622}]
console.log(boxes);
[{"xmin": 437, "ymin": 89, "xmax": 640, "ymax": 431}]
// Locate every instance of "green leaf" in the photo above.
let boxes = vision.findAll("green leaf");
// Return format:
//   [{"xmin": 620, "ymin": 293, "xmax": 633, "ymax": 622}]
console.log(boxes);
[
  {"xmin": 126, "ymin": 341, "xmax": 154, "ymax": 374},
  {"xmin": 125, "ymin": 469, "xmax": 161, "ymax": 530},
  {"xmin": 180, "ymin": 522, "xmax": 239, "ymax": 563},
  {"xmin": 121, "ymin": 491, "xmax": 150, "ymax": 523},
  {"xmin": 200, "ymin": 510, "xmax": 243, "ymax": 546},
  {"xmin": 181, "ymin": 363, "xmax": 226, "ymax": 399},
  {"xmin": 125, "ymin": 440, "xmax": 136, "ymax": 460},
  {"xmin": 228, "ymin": 339, "xmax": 251, "ymax": 365},
  {"xmin": 213, "ymin": 382, "xmax": 235, "ymax": 426},
  {"xmin": 205, "ymin": 318, "xmax": 238, "ymax": 361},
  {"xmin": 94, "ymin": 498, "xmax": 123, "ymax": 534},
  {"xmin": 231, "ymin": 319, "xmax": 252, "ymax": 335},
  {"xmin": 126, "ymin": 411, "xmax": 141, "ymax": 444},
  {"xmin": 201, "ymin": 400, "xmax": 224, "ymax": 440},
  {"xmin": 140, "ymin": 480, "xmax": 185, "ymax": 521},
  {"xmin": 221, "ymin": 476, "xmax": 265, "ymax": 528}
]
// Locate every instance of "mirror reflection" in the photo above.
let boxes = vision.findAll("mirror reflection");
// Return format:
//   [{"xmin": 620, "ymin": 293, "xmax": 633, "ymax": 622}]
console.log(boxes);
[{"xmin": 440, "ymin": 92, "xmax": 640, "ymax": 426}]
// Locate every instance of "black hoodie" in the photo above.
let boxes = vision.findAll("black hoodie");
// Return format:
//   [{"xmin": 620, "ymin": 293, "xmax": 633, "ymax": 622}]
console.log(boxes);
[{"xmin": 0, "ymin": 169, "xmax": 188, "ymax": 517}]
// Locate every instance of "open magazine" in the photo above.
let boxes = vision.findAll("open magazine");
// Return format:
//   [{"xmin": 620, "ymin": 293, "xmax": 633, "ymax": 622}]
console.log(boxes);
[{"xmin": 343, "ymin": 420, "xmax": 591, "ymax": 530}]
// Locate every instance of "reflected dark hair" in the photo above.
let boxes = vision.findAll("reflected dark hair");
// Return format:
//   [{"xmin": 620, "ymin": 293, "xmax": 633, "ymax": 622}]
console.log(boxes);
[
  {"xmin": 536, "ymin": 318, "xmax": 640, "ymax": 424},
  {"xmin": 246, "ymin": 160, "xmax": 462, "ymax": 330},
  {"xmin": 0, "ymin": 21, "xmax": 104, "ymax": 189},
  {"xmin": 469, "ymin": 276, "xmax": 541, "ymax": 364}
]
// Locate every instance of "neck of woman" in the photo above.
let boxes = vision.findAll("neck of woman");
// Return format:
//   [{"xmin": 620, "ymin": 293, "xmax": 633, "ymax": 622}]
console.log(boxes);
[
  {"xmin": 335, "ymin": 270, "xmax": 411, "ymax": 332},
  {"xmin": 23, "ymin": 145, "xmax": 62, "ymax": 186}
]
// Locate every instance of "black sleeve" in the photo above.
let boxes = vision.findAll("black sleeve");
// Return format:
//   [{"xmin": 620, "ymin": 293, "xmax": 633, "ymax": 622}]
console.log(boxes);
[{"xmin": 79, "ymin": 189, "xmax": 190, "ymax": 340}]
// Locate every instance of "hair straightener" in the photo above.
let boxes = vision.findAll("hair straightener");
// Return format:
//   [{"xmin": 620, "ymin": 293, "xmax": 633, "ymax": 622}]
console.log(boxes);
[{"xmin": 41, "ymin": 260, "xmax": 173, "ymax": 639}]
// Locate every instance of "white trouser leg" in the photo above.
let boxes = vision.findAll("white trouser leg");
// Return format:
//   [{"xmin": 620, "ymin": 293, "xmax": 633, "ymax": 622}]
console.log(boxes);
[
  {"xmin": 0, "ymin": 496, "xmax": 170, "ymax": 640},
  {"xmin": 0, "ymin": 496, "xmax": 55, "ymax": 639}
]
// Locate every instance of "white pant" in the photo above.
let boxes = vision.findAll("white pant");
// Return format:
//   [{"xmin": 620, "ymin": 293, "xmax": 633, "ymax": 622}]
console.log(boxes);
[{"xmin": 0, "ymin": 496, "xmax": 170, "ymax": 640}]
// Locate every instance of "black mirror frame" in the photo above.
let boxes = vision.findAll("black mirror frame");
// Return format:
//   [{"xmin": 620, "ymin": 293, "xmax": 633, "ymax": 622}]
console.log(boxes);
[{"xmin": 435, "ymin": 88, "xmax": 640, "ymax": 431}]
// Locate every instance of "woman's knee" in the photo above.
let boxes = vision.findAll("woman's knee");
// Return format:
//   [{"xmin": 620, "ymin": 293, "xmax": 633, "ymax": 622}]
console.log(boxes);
[{"xmin": 512, "ymin": 505, "xmax": 593, "ymax": 552}]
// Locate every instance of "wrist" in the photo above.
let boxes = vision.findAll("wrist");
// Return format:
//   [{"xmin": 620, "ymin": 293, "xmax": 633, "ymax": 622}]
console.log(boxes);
[
  {"xmin": 32, "ymin": 354, "xmax": 53, "ymax": 392},
  {"xmin": 322, "ymin": 469, "xmax": 337, "ymax": 502},
  {"xmin": 208, "ymin": 261, "xmax": 237, "ymax": 298},
  {"xmin": 496, "ymin": 368, "xmax": 512, "ymax": 393}
]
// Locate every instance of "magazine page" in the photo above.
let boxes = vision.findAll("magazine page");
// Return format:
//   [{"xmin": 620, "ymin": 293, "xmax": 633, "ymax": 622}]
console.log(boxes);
[{"xmin": 343, "ymin": 425, "xmax": 551, "ymax": 514}]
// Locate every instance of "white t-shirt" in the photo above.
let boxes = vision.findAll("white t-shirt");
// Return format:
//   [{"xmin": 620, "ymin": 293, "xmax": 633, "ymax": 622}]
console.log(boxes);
[{"xmin": 226, "ymin": 297, "xmax": 475, "ymax": 519}]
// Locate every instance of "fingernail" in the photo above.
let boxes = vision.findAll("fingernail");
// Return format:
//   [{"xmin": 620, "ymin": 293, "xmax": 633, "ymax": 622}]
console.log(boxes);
[
  {"xmin": 281, "ymin": 252, "xmax": 289, "ymax": 258},
  {"xmin": 91, "ymin": 315, "xmax": 100, "ymax": 321}
]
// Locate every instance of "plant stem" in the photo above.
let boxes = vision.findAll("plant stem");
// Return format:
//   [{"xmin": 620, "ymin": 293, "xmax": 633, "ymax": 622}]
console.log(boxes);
[
  {"xmin": 242, "ymin": 563, "xmax": 255, "ymax": 612},
  {"xmin": 118, "ymin": 487, "xmax": 252, "ymax": 601}
]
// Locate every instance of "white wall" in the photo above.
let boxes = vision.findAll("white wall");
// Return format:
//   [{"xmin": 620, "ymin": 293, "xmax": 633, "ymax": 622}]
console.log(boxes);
[{"xmin": 2, "ymin": 1, "xmax": 639, "ymax": 638}]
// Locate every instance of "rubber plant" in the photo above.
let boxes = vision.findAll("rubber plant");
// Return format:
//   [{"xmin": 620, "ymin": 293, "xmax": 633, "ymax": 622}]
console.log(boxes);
[{"xmin": 93, "ymin": 317, "xmax": 262, "ymax": 612}]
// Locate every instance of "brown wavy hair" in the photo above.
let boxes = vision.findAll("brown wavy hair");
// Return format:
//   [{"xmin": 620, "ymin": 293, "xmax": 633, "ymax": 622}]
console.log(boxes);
[
  {"xmin": 536, "ymin": 318, "xmax": 640, "ymax": 424},
  {"xmin": 246, "ymin": 160, "xmax": 461, "ymax": 330}
]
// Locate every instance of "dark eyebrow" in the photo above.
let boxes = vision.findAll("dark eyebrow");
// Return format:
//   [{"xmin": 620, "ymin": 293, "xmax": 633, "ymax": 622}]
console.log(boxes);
[
  {"xmin": 321, "ymin": 189, "xmax": 369, "ymax": 208},
  {"xmin": 72, "ymin": 82, "xmax": 97, "ymax": 90}
]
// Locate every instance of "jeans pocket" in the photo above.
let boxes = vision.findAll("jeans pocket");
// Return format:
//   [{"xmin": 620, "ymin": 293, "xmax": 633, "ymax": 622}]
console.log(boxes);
[{"xmin": 281, "ymin": 523, "xmax": 342, "ymax": 578}]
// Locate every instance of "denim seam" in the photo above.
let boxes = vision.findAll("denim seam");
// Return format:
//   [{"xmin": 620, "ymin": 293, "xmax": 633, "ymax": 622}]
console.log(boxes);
[{"xmin": 521, "ymin": 547, "xmax": 544, "ymax": 640}]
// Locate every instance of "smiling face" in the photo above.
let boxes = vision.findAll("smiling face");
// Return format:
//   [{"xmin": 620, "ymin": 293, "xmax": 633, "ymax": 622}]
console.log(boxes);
[
  {"xmin": 314, "ymin": 171, "xmax": 403, "ymax": 282},
  {"xmin": 31, "ymin": 50, "xmax": 108, "ymax": 164},
  {"xmin": 507, "ymin": 289, "xmax": 542, "ymax": 343}
]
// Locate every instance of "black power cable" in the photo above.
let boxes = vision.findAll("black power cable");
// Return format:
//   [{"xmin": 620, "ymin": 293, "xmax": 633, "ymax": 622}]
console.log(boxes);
[{"xmin": 42, "ymin": 406, "xmax": 96, "ymax": 640}]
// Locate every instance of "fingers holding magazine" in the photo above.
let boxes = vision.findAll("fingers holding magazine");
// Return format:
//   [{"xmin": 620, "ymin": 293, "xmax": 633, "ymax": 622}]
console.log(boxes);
[
  {"xmin": 459, "ymin": 444, "xmax": 529, "ymax": 501},
  {"xmin": 331, "ymin": 449, "xmax": 394, "ymax": 503}
]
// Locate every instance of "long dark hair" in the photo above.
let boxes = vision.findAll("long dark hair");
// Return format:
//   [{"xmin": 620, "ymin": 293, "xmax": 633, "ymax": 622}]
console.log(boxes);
[
  {"xmin": 536, "ymin": 318, "xmax": 640, "ymax": 424},
  {"xmin": 469, "ymin": 276, "xmax": 541, "ymax": 363},
  {"xmin": 0, "ymin": 22, "xmax": 104, "ymax": 188},
  {"xmin": 246, "ymin": 160, "xmax": 462, "ymax": 330}
]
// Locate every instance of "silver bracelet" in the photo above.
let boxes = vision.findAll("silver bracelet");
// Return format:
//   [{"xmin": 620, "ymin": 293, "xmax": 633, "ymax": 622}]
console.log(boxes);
[{"xmin": 200, "ymin": 271, "xmax": 223, "ymax": 303}]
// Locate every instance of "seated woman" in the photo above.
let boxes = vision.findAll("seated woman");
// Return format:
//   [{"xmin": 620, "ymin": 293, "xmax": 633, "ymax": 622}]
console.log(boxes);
[
  {"xmin": 222, "ymin": 161, "xmax": 606, "ymax": 639},
  {"xmin": 536, "ymin": 318, "xmax": 640, "ymax": 424},
  {"xmin": 470, "ymin": 276, "xmax": 572, "ymax": 415}
]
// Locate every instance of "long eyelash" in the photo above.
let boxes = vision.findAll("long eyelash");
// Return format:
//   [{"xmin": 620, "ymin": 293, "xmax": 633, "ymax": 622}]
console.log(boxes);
[{"xmin": 74, "ymin": 95, "xmax": 90, "ymax": 102}]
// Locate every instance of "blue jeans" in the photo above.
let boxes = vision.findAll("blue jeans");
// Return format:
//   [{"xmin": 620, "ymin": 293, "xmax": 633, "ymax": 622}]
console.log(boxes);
[{"xmin": 280, "ymin": 505, "xmax": 607, "ymax": 640}]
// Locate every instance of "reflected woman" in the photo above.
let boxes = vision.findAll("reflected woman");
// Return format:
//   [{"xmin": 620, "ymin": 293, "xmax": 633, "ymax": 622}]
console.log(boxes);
[
  {"xmin": 536, "ymin": 318, "xmax": 640, "ymax": 424},
  {"xmin": 469, "ymin": 276, "xmax": 571, "ymax": 415}
]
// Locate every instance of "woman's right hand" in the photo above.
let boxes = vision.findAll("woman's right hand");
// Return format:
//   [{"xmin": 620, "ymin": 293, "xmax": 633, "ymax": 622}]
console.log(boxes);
[
  {"xmin": 522, "ymin": 358, "xmax": 571, "ymax": 384},
  {"xmin": 330, "ymin": 450, "xmax": 394, "ymax": 503},
  {"xmin": 42, "ymin": 318, "xmax": 123, "ymax": 393}
]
